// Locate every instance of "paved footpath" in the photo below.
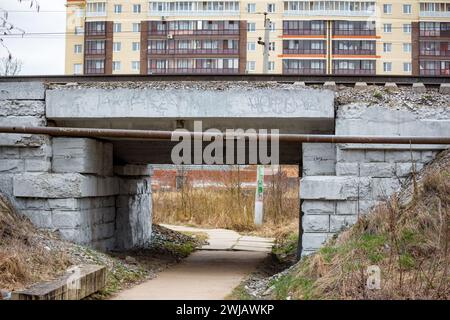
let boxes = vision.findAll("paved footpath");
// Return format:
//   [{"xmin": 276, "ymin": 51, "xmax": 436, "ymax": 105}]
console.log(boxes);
[{"xmin": 112, "ymin": 225, "xmax": 274, "ymax": 300}]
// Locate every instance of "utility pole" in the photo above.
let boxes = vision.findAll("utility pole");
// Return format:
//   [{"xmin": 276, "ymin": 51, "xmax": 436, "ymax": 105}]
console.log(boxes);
[
  {"xmin": 257, "ymin": 12, "xmax": 271, "ymax": 74},
  {"xmin": 254, "ymin": 165, "xmax": 264, "ymax": 226}
]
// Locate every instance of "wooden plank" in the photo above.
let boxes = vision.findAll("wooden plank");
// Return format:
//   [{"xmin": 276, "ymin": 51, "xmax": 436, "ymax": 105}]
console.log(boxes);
[{"xmin": 11, "ymin": 264, "xmax": 106, "ymax": 300}]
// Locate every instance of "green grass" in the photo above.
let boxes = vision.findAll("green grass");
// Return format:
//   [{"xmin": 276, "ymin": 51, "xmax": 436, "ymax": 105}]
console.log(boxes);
[
  {"xmin": 163, "ymin": 241, "xmax": 196, "ymax": 257},
  {"xmin": 373, "ymin": 91, "xmax": 383, "ymax": 100},
  {"xmin": 226, "ymin": 282, "xmax": 255, "ymax": 300},
  {"xmin": 272, "ymin": 233, "xmax": 298, "ymax": 260},
  {"xmin": 180, "ymin": 231, "xmax": 209, "ymax": 244},
  {"xmin": 271, "ymin": 273, "xmax": 315, "ymax": 300}
]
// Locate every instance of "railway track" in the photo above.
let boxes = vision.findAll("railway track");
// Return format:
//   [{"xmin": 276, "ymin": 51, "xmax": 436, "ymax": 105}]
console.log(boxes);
[{"xmin": 0, "ymin": 74, "xmax": 449, "ymax": 86}]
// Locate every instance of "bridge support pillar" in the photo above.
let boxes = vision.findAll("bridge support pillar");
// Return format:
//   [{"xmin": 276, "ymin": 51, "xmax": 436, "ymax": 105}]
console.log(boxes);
[
  {"xmin": 299, "ymin": 103, "xmax": 449, "ymax": 256},
  {"xmin": 114, "ymin": 165, "xmax": 153, "ymax": 250}
]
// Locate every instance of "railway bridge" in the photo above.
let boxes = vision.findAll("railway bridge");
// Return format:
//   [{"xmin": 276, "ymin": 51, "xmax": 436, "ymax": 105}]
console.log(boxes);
[{"xmin": 0, "ymin": 76, "xmax": 449, "ymax": 255}]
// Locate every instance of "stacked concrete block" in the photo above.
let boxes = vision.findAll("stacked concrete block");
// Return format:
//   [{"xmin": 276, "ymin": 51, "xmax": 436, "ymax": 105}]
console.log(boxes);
[
  {"xmin": 16, "ymin": 196, "xmax": 117, "ymax": 250},
  {"xmin": 301, "ymin": 143, "xmax": 337, "ymax": 255},
  {"xmin": 0, "ymin": 83, "xmax": 154, "ymax": 251},
  {"xmin": 302, "ymin": 143, "xmax": 336, "ymax": 176},
  {"xmin": 52, "ymin": 138, "xmax": 113, "ymax": 176},
  {"xmin": 0, "ymin": 83, "xmax": 50, "ymax": 196},
  {"xmin": 300, "ymin": 103, "xmax": 449, "ymax": 255},
  {"xmin": 114, "ymin": 165, "xmax": 153, "ymax": 250},
  {"xmin": 0, "ymin": 83, "xmax": 47, "ymax": 148},
  {"xmin": 9, "ymin": 136, "xmax": 120, "ymax": 250}
]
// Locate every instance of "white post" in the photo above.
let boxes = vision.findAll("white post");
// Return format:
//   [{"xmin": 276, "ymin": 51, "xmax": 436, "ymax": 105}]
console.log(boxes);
[{"xmin": 254, "ymin": 165, "xmax": 264, "ymax": 225}]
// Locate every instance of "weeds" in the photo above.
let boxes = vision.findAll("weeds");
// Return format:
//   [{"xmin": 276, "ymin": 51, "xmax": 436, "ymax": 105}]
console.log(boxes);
[
  {"xmin": 268, "ymin": 150, "xmax": 450, "ymax": 300},
  {"xmin": 153, "ymin": 166, "xmax": 299, "ymax": 237}
]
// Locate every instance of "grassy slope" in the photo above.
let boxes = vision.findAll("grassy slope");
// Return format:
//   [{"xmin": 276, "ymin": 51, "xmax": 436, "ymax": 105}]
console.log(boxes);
[
  {"xmin": 0, "ymin": 195, "xmax": 201, "ymax": 297},
  {"xmin": 270, "ymin": 150, "xmax": 450, "ymax": 300}
]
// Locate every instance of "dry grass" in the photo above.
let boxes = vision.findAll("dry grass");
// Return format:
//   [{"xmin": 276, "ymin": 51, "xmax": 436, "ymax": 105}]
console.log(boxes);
[
  {"xmin": 153, "ymin": 166, "xmax": 299, "ymax": 237},
  {"xmin": 271, "ymin": 150, "xmax": 450, "ymax": 300},
  {"xmin": 0, "ymin": 195, "xmax": 71, "ymax": 291}
]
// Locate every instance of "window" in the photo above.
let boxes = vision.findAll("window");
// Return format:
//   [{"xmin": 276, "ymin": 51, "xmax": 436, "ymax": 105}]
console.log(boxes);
[
  {"xmin": 247, "ymin": 61, "xmax": 256, "ymax": 71},
  {"xmin": 86, "ymin": 40, "xmax": 105, "ymax": 54},
  {"xmin": 133, "ymin": 4, "xmax": 141, "ymax": 13},
  {"xmin": 383, "ymin": 4, "xmax": 392, "ymax": 14},
  {"xmin": 267, "ymin": 3, "xmax": 275, "ymax": 12},
  {"xmin": 383, "ymin": 24, "xmax": 392, "ymax": 33},
  {"xmin": 113, "ymin": 61, "xmax": 121, "ymax": 71},
  {"xmin": 114, "ymin": 4, "xmax": 122, "ymax": 13},
  {"xmin": 86, "ymin": 21, "xmax": 105, "ymax": 35},
  {"xmin": 247, "ymin": 42, "xmax": 256, "ymax": 51},
  {"xmin": 383, "ymin": 62, "xmax": 392, "ymax": 72},
  {"xmin": 403, "ymin": 62, "xmax": 412, "ymax": 72},
  {"xmin": 268, "ymin": 61, "xmax": 275, "ymax": 71},
  {"xmin": 85, "ymin": 59, "xmax": 105, "ymax": 74},
  {"xmin": 403, "ymin": 43, "xmax": 412, "ymax": 53},
  {"xmin": 132, "ymin": 61, "xmax": 140, "ymax": 71},
  {"xmin": 113, "ymin": 42, "xmax": 121, "ymax": 52},
  {"xmin": 247, "ymin": 3, "xmax": 256, "ymax": 13},
  {"xmin": 114, "ymin": 23, "xmax": 122, "ymax": 33},
  {"xmin": 403, "ymin": 24, "xmax": 412, "ymax": 33},
  {"xmin": 247, "ymin": 22, "xmax": 256, "ymax": 32},
  {"xmin": 133, "ymin": 23, "xmax": 141, "ymax": 32},
  {"xmin": 269, "ymin": 22, "xmax": 276, "ymax": 32},
  {"xmin": 87, "ymin": 2, "xmax": 106, "ymax": 15},
  {"xmin": 132, "ymin": 42, "xmax": 140, "ymax": 51},
  {"xmin": 73, "ymin": 63, "xmax": 82, "ymax": 75},
  {"xmin": 383, "ymin": 43, "xmax": 392, "ymax": 52},
  {"xmin": 75, "ymin": 26, "xmax": 84, "ymax": 35},
  {"xmin": 403, "ymin": 4, "xmax": 412, "ymax": 14},
  {"xmin": 74, "ymin": 44, "xmax": 82, "ymax": 54},
  {"xmin": 269, "ymin": 42, "xmax": 275, "ymax": 51}
]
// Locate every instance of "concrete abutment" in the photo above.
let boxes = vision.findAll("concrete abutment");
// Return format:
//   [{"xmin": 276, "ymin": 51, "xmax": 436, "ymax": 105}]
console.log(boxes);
[
  {"xmin": 1, "ymin": 81, "xmax": 448, "ymax": 255},
  {"xmin": 0, "ymin": 82, "xmax": 153, "ymax": 250}
]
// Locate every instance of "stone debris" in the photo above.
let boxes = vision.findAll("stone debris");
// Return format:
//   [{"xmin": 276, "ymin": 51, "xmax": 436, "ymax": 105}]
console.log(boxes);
[{"xmin": 335, "ymin": 86, "xmax": 449, "ymax": 111}]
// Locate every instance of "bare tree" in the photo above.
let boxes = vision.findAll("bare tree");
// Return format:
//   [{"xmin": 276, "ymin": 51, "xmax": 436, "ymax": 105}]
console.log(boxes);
[
  {"xmin": 0, "ymin": 1, "xmax": 40, "ymax": 58},
  {"xmin": 0, "ymin": 56, "xmax": 22, "ymax": 75}
]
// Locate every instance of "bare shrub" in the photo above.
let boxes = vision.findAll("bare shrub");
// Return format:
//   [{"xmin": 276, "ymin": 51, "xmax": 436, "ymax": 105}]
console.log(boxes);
[{"xmin": 153, "ymin": 166, "xmax": 299, "ymax": 236}]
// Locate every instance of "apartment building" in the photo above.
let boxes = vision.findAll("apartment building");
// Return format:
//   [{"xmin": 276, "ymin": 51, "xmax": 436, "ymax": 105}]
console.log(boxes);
[{"xmin": 65, "ymin": 0, "xmax": 450, "ymax": 76}]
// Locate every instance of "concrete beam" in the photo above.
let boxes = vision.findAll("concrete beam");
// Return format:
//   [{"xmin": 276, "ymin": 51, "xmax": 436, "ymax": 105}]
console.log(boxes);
[
  {"xmin": 0, "ymin": 82, "xmax": 45, "ymax": 100},
  {"xmin": 300, "ymin": 176, "xmax": 370, "ymax": 200},
  {"xmin": 46, "ymin": 87, "xmax": 335, "ymax": 120},
  {"xmin": 13, "ymin": 173, "xmax": 119, "ymax": 198}
]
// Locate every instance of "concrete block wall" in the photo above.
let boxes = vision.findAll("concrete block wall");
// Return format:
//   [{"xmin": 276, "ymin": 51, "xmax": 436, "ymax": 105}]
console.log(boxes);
[
  {"xmin": 300, "ymin": 103, "xmax": 449, "ymax": 255},
  {"xmin": 0, "ymin": 82, "xmax": 153, "ymax": 251},
  {"xmin": 0, "ymin": 82, "xmax": 50, "ymax": 194},
  {"xmin": 11, "ymin": 136, "xmax": 119, "ymax": 250},
  {"xmin": 115, "ymin": 165, "xmax": 153, "ymax": 249}
]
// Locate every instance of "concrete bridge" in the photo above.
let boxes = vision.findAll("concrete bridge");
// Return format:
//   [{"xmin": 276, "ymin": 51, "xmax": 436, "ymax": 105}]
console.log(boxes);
[{"xmin": 0, "ymin": 81, "xmax": 449, "ymax": 254}]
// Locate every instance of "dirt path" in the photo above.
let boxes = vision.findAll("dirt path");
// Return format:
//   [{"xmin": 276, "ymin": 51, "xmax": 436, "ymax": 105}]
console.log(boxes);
[{"xmin": 112, "ymin": 226, "xmax": 274, "ymax": 300}]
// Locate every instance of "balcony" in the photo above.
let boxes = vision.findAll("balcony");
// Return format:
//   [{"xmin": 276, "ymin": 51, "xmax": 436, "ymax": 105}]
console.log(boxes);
[
  {"xmin": 86, "ymin": 11, "xmax": 106, "ymax": 17},
  {"xmin": 284, "ymin": 9, "xmax": 375, "ymax": 17},
  {"xmin": 333, "ymin": 68, "xmax": 375, "ymax": 75},
  {"xmin": 149, "ymin": 48, "xmax": 239, "ymax": 55},
  {"xmin": 333, "ymin": 49, "xmax": 376, "ymax": 55},
  {"xmin": 283, "ymin": 29, "xmax": 326, "ymax": 36},
  {"xmin": 283, "ymin": 49, "xmax": 326, "ymax": 55},
  {"xmin": 333, "ymin": 30, "xmax": 376, "ymax": 36},
  {"xmin": 148, "ymin": 68, "xmax": 239, "ymax": 74},
  {"xmin": 148, "ymin": 30, "xmax": 240, "ymax": 36},
  {"xmin": 148, "ymin": 10, "xmax": 239, "ymax": 17},
  {"xmin": 283, "ymin": 67, "xmax": 326, "ymax": 75},
  {"xmin": 419, "ymin": 11, "xmax": 450, "ymax": 18}
]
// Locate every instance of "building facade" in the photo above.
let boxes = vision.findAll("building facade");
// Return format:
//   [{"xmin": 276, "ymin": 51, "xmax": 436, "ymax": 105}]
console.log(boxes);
[{"xmin": 65, "ymin": 0, "xmax": 450, "ymax": 76}]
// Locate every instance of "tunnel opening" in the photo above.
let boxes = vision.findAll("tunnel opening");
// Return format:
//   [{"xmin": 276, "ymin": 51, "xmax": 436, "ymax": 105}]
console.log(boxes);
[{"xmin": 151, "ymin": 164, "xmax": 300, "ymax": 241}]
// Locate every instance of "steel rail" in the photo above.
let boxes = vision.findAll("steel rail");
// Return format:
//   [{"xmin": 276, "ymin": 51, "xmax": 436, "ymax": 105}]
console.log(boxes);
[
  {"xmin": 1, "ymin": 126, "xmax": 449, "ymax": 145},
  {"xmin": 0, "ymin": 74, "xmax": 449, "ymax": 85}
]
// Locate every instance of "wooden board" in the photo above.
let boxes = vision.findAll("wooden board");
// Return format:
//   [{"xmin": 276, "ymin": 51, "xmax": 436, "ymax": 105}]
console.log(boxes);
[{"xmin": 12, "ymin": 264, "xmax": 106, "ymax": 300}]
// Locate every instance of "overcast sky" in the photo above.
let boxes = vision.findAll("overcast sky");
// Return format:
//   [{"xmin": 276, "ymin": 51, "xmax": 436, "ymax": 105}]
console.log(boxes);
[{"xmin": 1, "ymin": 0, "xmax": 66, "ymax": 75}]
